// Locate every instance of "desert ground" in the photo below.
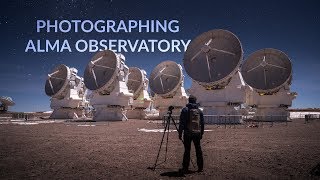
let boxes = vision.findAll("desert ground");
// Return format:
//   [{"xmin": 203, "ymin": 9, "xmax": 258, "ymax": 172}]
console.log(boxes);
[{"xmin": 0, "ymin": 118, "xmax": 319, "ymax": 179}]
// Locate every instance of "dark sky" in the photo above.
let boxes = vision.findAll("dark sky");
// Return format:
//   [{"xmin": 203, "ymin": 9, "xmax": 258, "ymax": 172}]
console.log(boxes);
[{"xmin": 0, "ymin": 0, "xmax": 319, "ymax": 112}]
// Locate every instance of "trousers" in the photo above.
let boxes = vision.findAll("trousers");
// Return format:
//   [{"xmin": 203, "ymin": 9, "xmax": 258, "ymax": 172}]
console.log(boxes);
[{"xmin": 182, "ymin": 133, "xmax": 203, "ymax": 170}]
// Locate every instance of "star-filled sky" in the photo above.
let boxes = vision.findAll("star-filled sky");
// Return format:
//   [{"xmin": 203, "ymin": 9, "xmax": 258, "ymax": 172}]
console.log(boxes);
[{"xmin": 1, "ymin": 0, "xmax": 319, "ymax": 112}]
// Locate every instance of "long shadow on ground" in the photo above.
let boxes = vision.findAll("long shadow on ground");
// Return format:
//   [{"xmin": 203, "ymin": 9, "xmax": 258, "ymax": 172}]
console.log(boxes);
[{"xmin": 160, "ymin": 170, "xmax": 197, "ymax": 177}]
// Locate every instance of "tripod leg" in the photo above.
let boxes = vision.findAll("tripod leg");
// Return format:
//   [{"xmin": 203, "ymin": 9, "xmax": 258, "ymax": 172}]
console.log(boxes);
[
  {"xmin": 164, "ymin": 116, "xmax": 171, "ymax": 163},
  {"xmin": 171, "ymin": 116, "xmax": 179, "ymax": 132},
  {"xmin": 151, "ymin": 119, "xmax": 169, "ymax": 170}
]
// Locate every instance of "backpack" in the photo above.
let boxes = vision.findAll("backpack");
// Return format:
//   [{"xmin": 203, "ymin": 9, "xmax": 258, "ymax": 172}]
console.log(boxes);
[{"xmin": 187, "ymin": 108, "xmax": 201, "ymax": 134}]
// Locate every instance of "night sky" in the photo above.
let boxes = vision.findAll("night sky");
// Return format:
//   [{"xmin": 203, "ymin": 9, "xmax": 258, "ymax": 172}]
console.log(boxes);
[{"xmin": 1, "ymin": 0, "xmax": 319, "ymax": 112}]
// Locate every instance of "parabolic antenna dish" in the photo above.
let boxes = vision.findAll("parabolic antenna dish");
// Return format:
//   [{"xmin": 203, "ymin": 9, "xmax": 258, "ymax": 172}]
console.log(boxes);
[
  {"xmin": 0, "ymin": 96, "xmax": 15, "ymax": 106},
  {"xmin": 183, "ymin": 29, "xmax": 243, "ymax": 87},
  {"xmin": 149, "ymin": 61, "xmax": 183, "ymax": 97},
  {"xmin": 45, "ymin": 64, "xmax": 70, "ymax": 98},
  {"xmin": 241, "ymin": 48, "xmax": 292, "ymax": 93},
  {"xmin": 127, "ymin": 67, "xmax": 144, "ymax": 99},
  {"xmin": 84, "ymin": 50, "xmax": 119, "ymax": 93}
]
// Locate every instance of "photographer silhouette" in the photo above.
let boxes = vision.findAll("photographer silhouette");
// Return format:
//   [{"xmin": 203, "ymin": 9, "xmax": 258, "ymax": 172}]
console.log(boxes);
[{"xmin": 178, "ymin": 95, "xmax": 204, "ymax": 174}]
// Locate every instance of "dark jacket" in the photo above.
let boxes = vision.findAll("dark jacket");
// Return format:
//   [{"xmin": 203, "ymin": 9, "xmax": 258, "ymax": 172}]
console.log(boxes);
[{"xmin": 179, "ymin": 103, "xmax": 204, "ymax": 137}]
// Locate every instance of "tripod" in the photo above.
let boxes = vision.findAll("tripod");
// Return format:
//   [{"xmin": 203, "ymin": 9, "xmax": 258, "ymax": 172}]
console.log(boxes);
[{"xmin": 150, "ymin": 106, "xmax": 195, "ymax": 170}]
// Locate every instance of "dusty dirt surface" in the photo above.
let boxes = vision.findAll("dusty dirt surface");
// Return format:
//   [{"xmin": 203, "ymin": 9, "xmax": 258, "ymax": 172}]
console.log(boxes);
[{"xmin": 0, "ymin": 119, "xmax": 320, "ymax": 179}]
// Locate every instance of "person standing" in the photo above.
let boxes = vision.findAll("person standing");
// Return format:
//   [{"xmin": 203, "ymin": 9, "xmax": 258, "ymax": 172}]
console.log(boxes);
[{"xmin": 178, "ymin": 95, "xmax": 204, "ymax": 173}]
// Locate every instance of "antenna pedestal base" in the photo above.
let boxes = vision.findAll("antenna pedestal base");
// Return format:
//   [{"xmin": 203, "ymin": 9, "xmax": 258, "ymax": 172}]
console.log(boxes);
[
  {"xmin": 49, "ymin": 97, "xmax": 86, "ymax": 119},
  {"xmin": 127, "ymin": 97, "xmax": 154, "ymax": 119},
  {"xmin": 92, "ymin": 105, "xmax": 127, "ymax": 121},
  {"xmin": 50, "ymin": 108, "xmax": 84, "ymax": 119},
  {"xmin": 202, "ymin": 106, "xmax": 243, "ymax": 124},
  {"xmin": 126, "ymin": 108, "xmax": 148, "ymax": 119},
  {"xmin": 127, "ymin": 89, "xmax": 156, "ymax": 119},
  {"xmin": 153, "ymin": 87, "xmax": 188, "ymax": 119},
  {"xmin": 91, "ymin": 81, "xmax": 133, "ymax": 121},
  {"xmin": 247, "ymin": 86, "xmax": 297, "ymax": 121},
  {"xmin": 189, "ymin": 71, "xmax": 246, "ymax": 122},
  {"xmin": 50, "ymin": 97, "xmax": 83, "ymax": 109},
  {"xmin": 253, "ymin": 107, "xmax": 289, "ymax": 121}
]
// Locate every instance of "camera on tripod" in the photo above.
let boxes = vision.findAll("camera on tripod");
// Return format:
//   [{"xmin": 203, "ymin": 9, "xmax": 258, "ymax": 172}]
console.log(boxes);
[{"xmin": 167, "ymin": 106, "xmax": 174, "ymax": 115}]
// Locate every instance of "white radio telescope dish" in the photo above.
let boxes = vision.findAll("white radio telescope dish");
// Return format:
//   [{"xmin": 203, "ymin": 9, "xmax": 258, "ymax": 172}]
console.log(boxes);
[
  {"xmin": 241, "ymin": 48, "xmax": 292, "ymax": 93},
  {"xmin": 83, "ymin": 50, "xmax": 133, "ymax": 121},
  {"xmin": 45, "ymin": 64, "xmax": 70, "ymax": 99},
  {"xmin": 84, "ymin": 50, "xmax": 119, "ymax": 94},
  {"xmin": 0, "ymin": 96, "xmax": 15, "ymax": 106},
  {"xmin": 149, "ymin": 61, "xmax": 183, "ymax": 97},
  {"xmin": 183, "ymin": 29, "xmax": 243, "ymax": 87},
  {"xmin": 45, "ymin": 64, "xmax": 88, "ymax": 119},
  {"xmin": 0, "ymin": 96, "xmax": 15, "ymax": 112},
  {"xmin": 127, "ymin": 67, "xmax": 144, "ymax": 100}
]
